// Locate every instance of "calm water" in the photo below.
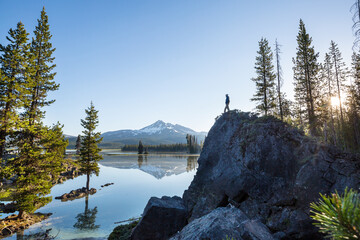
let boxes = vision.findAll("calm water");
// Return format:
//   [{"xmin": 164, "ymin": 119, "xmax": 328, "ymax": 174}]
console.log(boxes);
[{"xmin": 3, "ymin": 152, "xmax": 198, "ymax": 239}]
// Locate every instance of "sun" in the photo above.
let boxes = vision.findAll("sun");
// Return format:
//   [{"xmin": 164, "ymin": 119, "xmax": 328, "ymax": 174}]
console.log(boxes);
[{"xmin": 331, "ymin": 97, "xmax": 340, "ymax": 107}]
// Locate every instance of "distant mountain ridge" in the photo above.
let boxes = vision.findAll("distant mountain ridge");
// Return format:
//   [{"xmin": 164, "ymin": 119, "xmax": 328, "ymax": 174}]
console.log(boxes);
[{"xmin": 66, "ymin": 120, "xmax": 207, "ymax": 148}]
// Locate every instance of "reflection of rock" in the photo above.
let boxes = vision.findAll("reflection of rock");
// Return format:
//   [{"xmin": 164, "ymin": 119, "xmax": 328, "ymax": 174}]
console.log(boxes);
[
  {"xmin": 100, "ymin": 155, "xmax": 198, "ymax": 179},
  {"xmin": 101, "ymin": 183, "xmax": 114, "ymax": 188},
  {"xmin": 131, "ymin": 196, "xmax": 187, "ymax": 240},
  {"xmin": 55, "ymin": 187, "xmax": 96, "ymax": 201},
  {"xmin": 73, "ymin": 195, "xmax": 100, "ymax": 231}
]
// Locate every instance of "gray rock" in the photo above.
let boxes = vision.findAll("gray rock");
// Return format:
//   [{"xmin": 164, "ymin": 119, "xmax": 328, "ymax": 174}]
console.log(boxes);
[
  {"xmin": 131, "ymin": 196, "xmax": 187, "ymax": 240},
  {"xmin": 182, "ymin": 111, "xmax": 360, "ymax": 239},
  {"xmin": 170, "ymin": 207, "xmax": 275, "ymax": 240}
]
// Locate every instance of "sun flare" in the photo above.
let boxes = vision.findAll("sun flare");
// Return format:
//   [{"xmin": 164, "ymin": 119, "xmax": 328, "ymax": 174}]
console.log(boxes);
[{"xmin": 331, "ymin": 97, "xmax": 340, "ymax": 107}]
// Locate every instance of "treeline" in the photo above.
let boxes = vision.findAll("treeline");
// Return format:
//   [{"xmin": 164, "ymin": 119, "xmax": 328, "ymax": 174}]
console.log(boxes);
[
  {"xmin": 250, "ymin": 19, "xmax": 360, "ymax": 153},
  {"xmin": 186, "ymin": 134, "xmax": 201, "ymax": 154},
  {"xmin": 122, "ymin": 143, "xmax": 188, "ymax": 152}
]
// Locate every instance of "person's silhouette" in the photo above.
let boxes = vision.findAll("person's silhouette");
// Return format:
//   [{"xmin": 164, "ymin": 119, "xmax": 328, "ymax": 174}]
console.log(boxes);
[{"xmin": 224, "ymin": 94, "xmax": 230, "ymax": 113}]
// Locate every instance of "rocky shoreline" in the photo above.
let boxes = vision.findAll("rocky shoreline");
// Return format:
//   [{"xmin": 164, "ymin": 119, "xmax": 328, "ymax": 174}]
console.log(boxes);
[
  {"xmin": 124, "ymin": 110, "xmax": 360, "ymax": 240},
  {"xmin": 0, "ymin": 213, "xmax": 51, "ymax": 238}
]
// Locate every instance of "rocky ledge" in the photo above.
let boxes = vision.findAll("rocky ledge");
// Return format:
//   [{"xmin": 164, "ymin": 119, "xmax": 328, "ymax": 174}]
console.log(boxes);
[
  {"xmin": 0, "ymin": 213, "xmax": 51, "ymax": 238},
  {"xmin": 55, "ymin": 187, "xmax": 96, "ymax": 201},
  {"xmin": 129, "ymin": 110, "xmax": 360, "ymax": 240}
]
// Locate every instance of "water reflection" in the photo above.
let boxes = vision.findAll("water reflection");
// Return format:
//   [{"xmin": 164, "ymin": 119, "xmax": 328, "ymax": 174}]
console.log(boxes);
[
  {"xmin": 15, "ymin": 229, "xmax": 54, "ymax": 240},
  {"xmin": 186, "ymin": 156, "xmax": 197, "ymax": 172},
  {"xmin": 73, "ymin": 195, "xmax": 100, "ymax": 231},
  {"xmin": 100, "ymin": 154, "xmax": 198, "ymax": 179},
  {"xmin": 138, "ymin": 155, "xmax": 143, "ymax": 168}
]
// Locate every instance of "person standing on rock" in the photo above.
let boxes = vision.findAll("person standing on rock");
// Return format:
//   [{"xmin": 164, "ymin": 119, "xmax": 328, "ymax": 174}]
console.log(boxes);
[{"xmin": 224, "ymin": 94, "xmax": 230, "ymax": 113}]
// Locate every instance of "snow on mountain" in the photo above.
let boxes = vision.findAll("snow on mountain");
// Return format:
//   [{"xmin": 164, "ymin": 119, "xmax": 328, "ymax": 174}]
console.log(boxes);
[{"xmin": 100, "ymin": 120, "xmax": 207, "ymax": 145}]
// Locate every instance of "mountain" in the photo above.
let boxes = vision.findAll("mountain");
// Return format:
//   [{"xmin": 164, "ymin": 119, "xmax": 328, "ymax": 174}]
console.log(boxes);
[
  {"xmin": 67, "ymin": 120, "xmax": 207, "ymax": 148},
  {"xmin": 101, "ymin": 120, "xmax": 207, "ymax": 146}
]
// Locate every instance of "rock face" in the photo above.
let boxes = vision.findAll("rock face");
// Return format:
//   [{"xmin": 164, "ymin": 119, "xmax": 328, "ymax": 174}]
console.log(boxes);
[
  {"xmin": 131, "ymin": 110, "xmax": 360, "ymax": 239},
  {"xmin": 170, "ymin": 207, "xmax": 275, "ymax": 240},
  {"xmin": 131, "ymin": 196, "xmax": 187, "ymax": 240}
]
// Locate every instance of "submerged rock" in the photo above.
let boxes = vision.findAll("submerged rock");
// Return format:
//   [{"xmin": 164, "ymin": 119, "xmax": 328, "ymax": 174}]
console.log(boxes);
[
  {"xmin": 131, "ymin": 196, "xmax": 187, "ymax": 240},
  {"xmin": 128, "ymin": 110, "xmax": 360, "ymax": 239}
]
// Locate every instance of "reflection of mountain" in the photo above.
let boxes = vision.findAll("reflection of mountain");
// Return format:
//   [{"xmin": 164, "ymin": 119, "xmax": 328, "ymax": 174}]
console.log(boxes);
[{"xmin": 100, "ymin": 155, "xmax": 198, "ymax": 179}]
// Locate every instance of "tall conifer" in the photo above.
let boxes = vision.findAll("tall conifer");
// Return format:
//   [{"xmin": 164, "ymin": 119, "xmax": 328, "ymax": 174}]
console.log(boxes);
[
  {"xmin": 0, "ymin": 22, "xmax": 30, "ymax": 159},
  {"xmin": 79, "ymin": 102, "xmax": 103, "ymax": 191},
  {"xmin": 251, "ymin": 38, "xmax": 276, "ymax": 116},
  {"xmin": 293, "ymin": 19, "xmax": 320, "ymax": 136},
  {"xmin": 24, "ymin": 7, "xmax": 58, "ymax": 127},
  {"xmin": 1, "ymin": 9, "xmax": 68, "ymax": 218}
]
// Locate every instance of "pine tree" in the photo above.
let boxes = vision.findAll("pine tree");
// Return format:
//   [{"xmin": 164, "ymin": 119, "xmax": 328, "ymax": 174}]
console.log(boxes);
[
  {"xmin": 274, "ymin": 39, "xmax": 284, "ymax": 120},
  {"xmin": 24, "ymin": 7, "xmax": 58, "ymax": 127},
  {"xmin": 0, "ymin": 8, "xmax": 68, "ymax": 219},
  {"xmin": 251, "ymin": 38, "xmax": 276, "ymax": 116},
  {"xmin": 75, "ymin": 135, "xmax": 81, "ymax": 155},
  {"xmin": 5, "ymin": 123, "xmax": 67, "ymax": 218},
  {"xmin": 0, "ymin": 22, "xmax": 30, "ymax": 159},
  {"xmin": 138, "ymin": 140, "xmax": 144, "ymax": 154},
  {"xmin": 329, "ymin": 41, "xmax": 348, "ymax": 135},
  {"xmin": 351, "ymin": 0, "xmax": 360, "ymax": 51},
  {"xmin": 79, "ymin": 102, "xmax": 103, "ymax": 191},
  {"xmin": 293, "ymin": 19, "xmax": 320, "ymax": 136}
]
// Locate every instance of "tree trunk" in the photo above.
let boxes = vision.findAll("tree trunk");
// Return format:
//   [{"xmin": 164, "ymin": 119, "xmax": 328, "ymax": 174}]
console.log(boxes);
[{"xmin": 86, "ymin": 173, "xmax": 90, "ymax": 191}]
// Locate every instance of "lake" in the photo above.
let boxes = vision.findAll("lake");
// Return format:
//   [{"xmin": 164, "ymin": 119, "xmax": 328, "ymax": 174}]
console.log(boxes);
[{"xmin": 3, "ymin": 152, "xmax": 198, "ymax": 239}]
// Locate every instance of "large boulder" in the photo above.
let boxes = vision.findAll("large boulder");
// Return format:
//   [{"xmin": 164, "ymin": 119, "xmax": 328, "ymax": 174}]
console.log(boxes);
[
  {"xmin": 131, "ymin": 196, "xmax": 187, "ymax": 240},
  {"xmin": 170, "ymin": 207, "xmax": 275, "ymax": 240},
  {"xmin": 183, "ymin": 111, "xmax": 360, "ymax": 239}
]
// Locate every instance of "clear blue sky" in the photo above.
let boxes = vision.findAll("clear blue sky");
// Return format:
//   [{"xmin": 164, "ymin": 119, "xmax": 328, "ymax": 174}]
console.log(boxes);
[{"xmin": 0, "ymin": 0, "xmax": 355, "ymax": 135}]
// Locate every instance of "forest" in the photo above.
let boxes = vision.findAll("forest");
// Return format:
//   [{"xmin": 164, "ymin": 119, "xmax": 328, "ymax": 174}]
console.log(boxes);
[{"xmin": 250, "ymin": 19, "xmax": 360, "ymax": 153}]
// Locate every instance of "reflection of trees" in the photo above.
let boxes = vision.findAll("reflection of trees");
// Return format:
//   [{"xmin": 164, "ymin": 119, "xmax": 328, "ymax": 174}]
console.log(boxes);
[
  {"xmin": 73, "ymin": 195, "xmax": 100, "ymax": 231},
  {"xmin": 137, "ymin": 155, "xmax": 143, "ymax": 168},
  {"xmin": 16, "ymin": 229, "xmax": 54, "ymax": 240},
  {"xmin": 186, "ymin": 156, "xmax": 198, "ymax": 172}
]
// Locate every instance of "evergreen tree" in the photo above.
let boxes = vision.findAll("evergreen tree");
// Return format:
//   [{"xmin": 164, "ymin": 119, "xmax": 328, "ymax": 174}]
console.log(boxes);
[
  {"xmin": 351, "ymin": 0, "xmax": 360, "ymax": 51},
  {"xmin": 293, "ymin": 19, "xmax": 320, "ymax": 136},
  {"xmin": 79, "ymin": 102, "xmax": 103, "ymax": 191},
  {"xmin": 329, "ymin": 41, "xmax": 348, "ymax": 134},
  {"xmin": 317, "ymin": 54, "xmax": 337, "ymax": 145},
  {"xmin": 24, "ymin": 7, "xmax": 58, "ymax": 127},
  {"xmin": 4, "ymin": 123, "xmax": 67, "ymax": 218},
  {"xmin": 251, "ymin": 38, "xmax": 276, "ymax": 116},
  {"xmin": 0, "ymin": 8, "xmax": 68, "ymax": 219},
  {"xmin": 0, "ymin": 22, "xmax": 30, "ymax": 159},
  {"xmin": 274, "ymin": 39, "xmax": 284, "ymax": 120},
  {"xmin": 138, "ymin": 140, "xmax": 144, "ymax": 154},
  {"xmin": 75, "ymin": 135, "xmax": 81, "ymax": 155}
]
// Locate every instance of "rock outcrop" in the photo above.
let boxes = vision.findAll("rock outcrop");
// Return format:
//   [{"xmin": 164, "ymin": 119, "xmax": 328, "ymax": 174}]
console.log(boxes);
[
  {"xmin": 131, "ymin": 196, "xmax": 187, "ymax": 240},
  {"xmin": 170, "ymin": 207, "xmax": 275, "ymax": 240},
  {"xmin": 131, "ymin": 110, "xmax": 360, "ymax": 239}
]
